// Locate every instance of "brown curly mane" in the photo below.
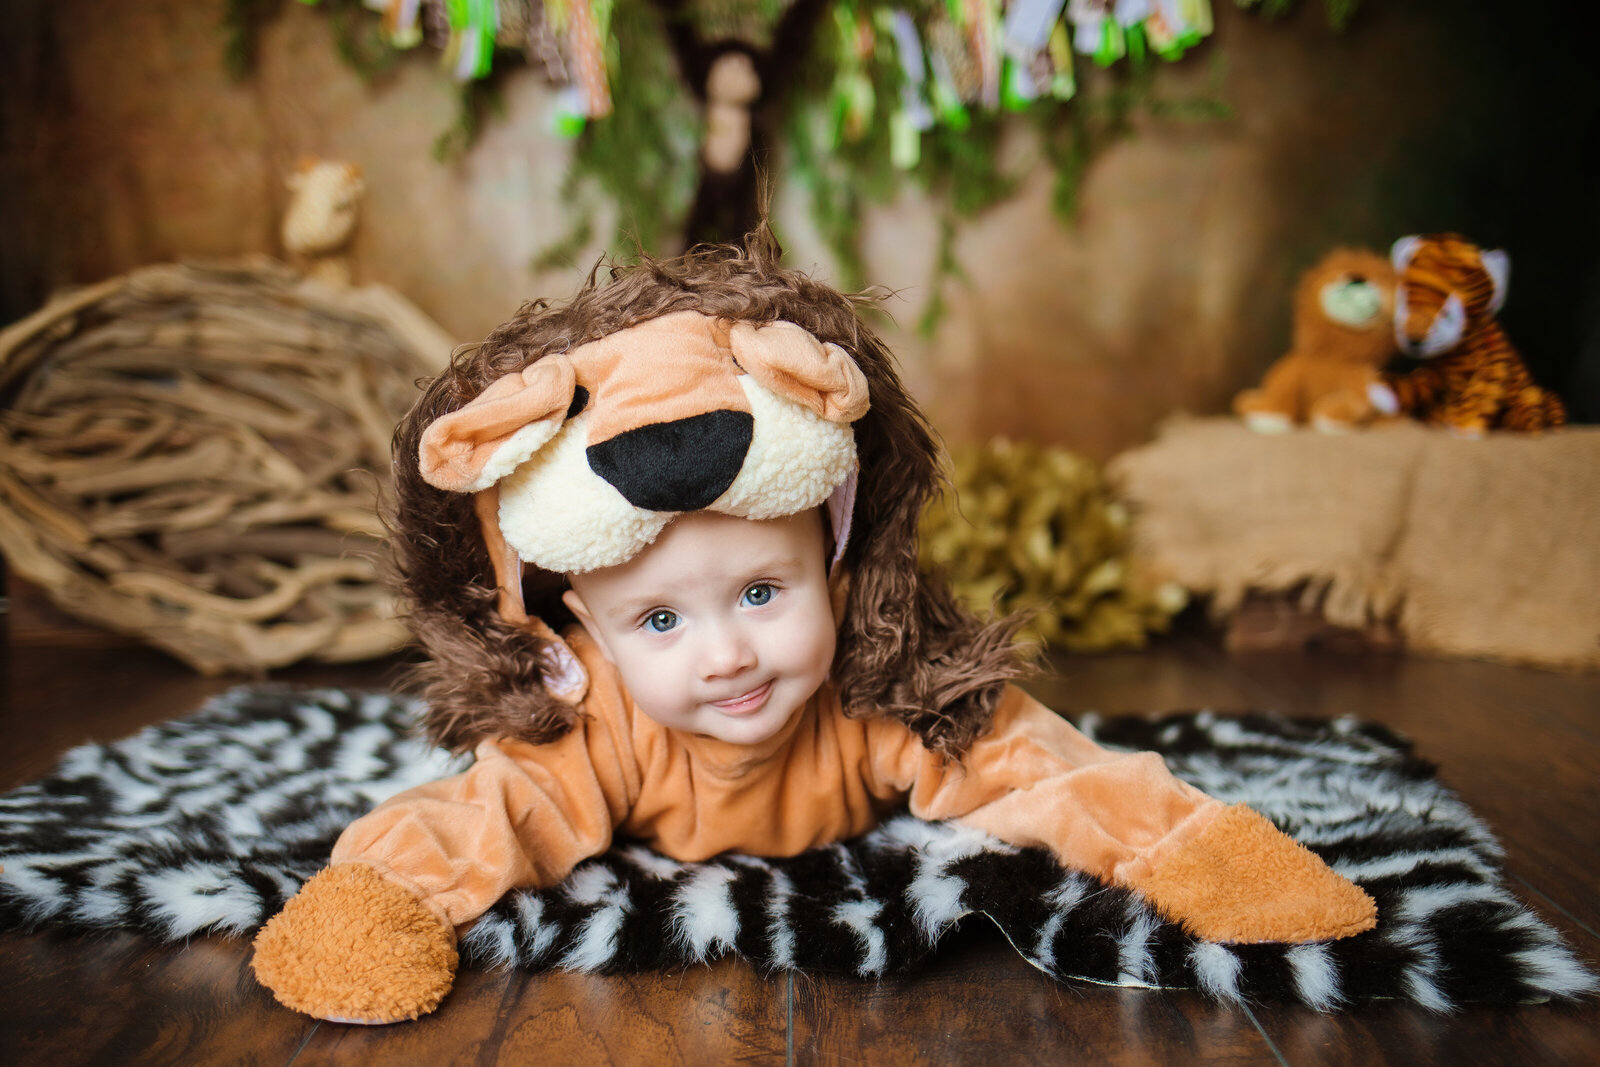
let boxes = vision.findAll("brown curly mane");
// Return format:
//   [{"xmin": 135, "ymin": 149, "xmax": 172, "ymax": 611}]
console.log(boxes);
[{"xmin": 391, "ymin": 228, "xmax": 1027, "ymax": 759}]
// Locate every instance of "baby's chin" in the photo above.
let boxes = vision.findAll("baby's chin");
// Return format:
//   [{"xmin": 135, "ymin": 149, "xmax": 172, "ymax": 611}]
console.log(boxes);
[{"xmin": 687, "ymin": 698, "xmax": 806, "ymax": 746}]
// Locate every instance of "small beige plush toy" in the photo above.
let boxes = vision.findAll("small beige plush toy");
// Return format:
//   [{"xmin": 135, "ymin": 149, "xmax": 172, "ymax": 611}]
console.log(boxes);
[
  {"xmin": 281, "ymin": 158, "xmax": 366, "ymax": 286},
  {"xmin": 1233, "ymin": 248, "xmax": 1398, "ymax": 434}
]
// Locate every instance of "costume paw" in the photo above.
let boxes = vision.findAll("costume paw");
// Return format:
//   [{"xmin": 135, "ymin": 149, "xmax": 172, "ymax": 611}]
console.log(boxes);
[
  {"xmin": 1131, "ymin": 804, "xmax": 1376, "ymax": 944},
  {"xmin": 251, "ymin": 863, "xmax": 458, "ymax": 1023}
]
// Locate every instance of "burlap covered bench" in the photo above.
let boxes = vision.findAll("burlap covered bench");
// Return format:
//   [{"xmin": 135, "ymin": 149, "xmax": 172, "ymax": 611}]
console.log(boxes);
[{"xmin": 1108, "ymin": 417, "xmax": 1600, "ymax": 670}]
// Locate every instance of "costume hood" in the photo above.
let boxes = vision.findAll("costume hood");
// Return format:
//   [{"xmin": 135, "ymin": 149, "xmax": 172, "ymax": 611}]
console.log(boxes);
[{"xmin": 418, "ymin": 310, "xmax": 868, "ymax": 576}]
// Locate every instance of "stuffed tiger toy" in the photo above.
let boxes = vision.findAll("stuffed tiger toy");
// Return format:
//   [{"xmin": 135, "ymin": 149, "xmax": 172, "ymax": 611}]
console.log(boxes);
[{"xmin": 1369, "ymin": 233, "xmax": 1566, "ymax": 436}]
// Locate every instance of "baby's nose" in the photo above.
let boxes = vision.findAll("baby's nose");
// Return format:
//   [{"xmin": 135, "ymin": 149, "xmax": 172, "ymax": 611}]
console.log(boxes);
[
  {"xmin": 586, "ymin": 411, "xmax": 753, "ymax": 512},
  {"xmin": 699, "ymin": 625, "xmax": 757, "ymax": 679}
]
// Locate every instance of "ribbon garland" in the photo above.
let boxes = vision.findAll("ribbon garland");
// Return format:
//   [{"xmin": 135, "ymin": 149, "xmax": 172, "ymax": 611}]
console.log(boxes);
[{"xmin": 310, "ymin": 1, "xmax": 1215, "ymax": 145}]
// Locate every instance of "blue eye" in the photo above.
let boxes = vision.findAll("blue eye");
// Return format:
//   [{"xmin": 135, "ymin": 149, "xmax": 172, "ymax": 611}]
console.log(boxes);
[
  {"xmin": 644, "ymin": 610, "xmax": 678, "ymax": 633},
  {"xmin": 741, "ymin": 583, "xmax": 774, "ymax": 607}
]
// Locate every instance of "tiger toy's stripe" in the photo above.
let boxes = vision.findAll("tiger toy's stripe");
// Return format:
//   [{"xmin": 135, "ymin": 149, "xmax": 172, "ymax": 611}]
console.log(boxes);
[{"xmin": 1384, "ymin": 233, "xmax": 1565, "ymax": 435}]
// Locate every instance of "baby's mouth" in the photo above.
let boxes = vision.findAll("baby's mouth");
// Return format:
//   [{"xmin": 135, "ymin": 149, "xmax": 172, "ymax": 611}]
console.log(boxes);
[{"xmin": 709, "ymin": 680, "xmax": 773, "ymax": 716}]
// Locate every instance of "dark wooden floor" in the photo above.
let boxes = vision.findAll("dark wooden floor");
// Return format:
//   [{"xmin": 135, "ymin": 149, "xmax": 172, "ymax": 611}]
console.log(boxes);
[{"xmin": 2, "ymin": 623, "xmax": 1597, "ymax": 1065}]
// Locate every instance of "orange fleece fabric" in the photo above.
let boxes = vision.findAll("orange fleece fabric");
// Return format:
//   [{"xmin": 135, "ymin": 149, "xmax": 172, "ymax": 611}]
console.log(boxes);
[
  {"xmin": 252, "ymin": 862, "xmax": 457, "ymax": 1022},
  {"xmin": 335, "ymin": 629, "xmax": 1237, "ymax": 934}
]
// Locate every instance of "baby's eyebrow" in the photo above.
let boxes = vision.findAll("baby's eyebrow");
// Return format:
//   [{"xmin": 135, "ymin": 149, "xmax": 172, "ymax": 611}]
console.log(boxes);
[
  {"xmin": 604, "ymin": 595, "xmax": 667, "ymax": 622},
  {"xmin": 746, "ymin": 554, "xmax": 806, "ymax": 576}
]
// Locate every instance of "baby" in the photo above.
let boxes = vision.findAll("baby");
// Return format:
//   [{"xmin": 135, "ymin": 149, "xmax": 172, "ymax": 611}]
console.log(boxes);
[{"xmin": 251, "ymin": 236, "xmax": 1376, "ymax": 1023}]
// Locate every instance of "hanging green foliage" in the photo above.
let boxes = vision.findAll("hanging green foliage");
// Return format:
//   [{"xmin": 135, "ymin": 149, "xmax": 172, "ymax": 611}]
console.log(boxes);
[
  {"xmin": 552, "ymin": 0, "xmax": 702, "ymax": 257},
  {"xmin": 1241, "ymin": 0, "xmax": 1365, "ymax": 31},
  {"xmin": 223, "ymin": 0, "xmax": 283, "ymax": 78},
  {"xmin": 238, "ymin": 0, "xmax": 1370, "ymax": 304},
  {"xmin": 779, "ymin": 1, "xmax": 1240, "ymax": 327},
  {"xmin": 224, "ymin": 0, "xmax": 400, "ymax": 80},
  {"xmin": 432, "ymin": 78, "xmax": 507, "ymax": 162}
]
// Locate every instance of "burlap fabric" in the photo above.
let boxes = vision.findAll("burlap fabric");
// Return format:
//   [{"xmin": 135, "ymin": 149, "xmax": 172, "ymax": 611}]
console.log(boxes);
[{"xmin": 1108, "ymin": 417, "xmax": 1600, "ymax": 670}]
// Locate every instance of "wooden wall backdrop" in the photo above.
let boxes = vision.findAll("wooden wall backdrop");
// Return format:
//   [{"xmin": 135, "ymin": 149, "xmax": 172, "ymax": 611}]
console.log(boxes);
[{"xmin": 1, "ymin": 0, "xmax": 1596, "ymax": 464}]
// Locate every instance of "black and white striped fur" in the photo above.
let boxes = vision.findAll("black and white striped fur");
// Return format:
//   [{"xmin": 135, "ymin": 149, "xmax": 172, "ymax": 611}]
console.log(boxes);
[{"xmin": 0, "ymin": 687, "xmax": 1592, "ymax": 1011}]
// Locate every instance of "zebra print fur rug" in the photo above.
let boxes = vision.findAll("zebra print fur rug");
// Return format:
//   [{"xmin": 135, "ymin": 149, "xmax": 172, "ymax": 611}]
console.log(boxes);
[{"xmin": 0, "ymin": 685, "xmax": 1592, "ymax": 1011}]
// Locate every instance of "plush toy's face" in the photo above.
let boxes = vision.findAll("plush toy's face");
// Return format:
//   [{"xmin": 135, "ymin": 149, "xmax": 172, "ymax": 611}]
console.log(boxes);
[
  {"xmin": 281, "ymin": 159, "xmax": 365, "ymax": 255},
  {"xmin": 418, "ymin": 311, "xmax": 870, "ymax": 576},
  {"xmin": 1285, "ymin": 248, "xmax": 1397, "ymax": 368},
  {"xmin": 562, "ymin": 508, "xmax": 836, "ymax": 745},
  {"xmin": 1392, "ymin": 234, "xmax": 1509, "ymax": 358},
  {"xmin": 1318, "ymin": 274, "xmax": 1385, "ymax": 329}
]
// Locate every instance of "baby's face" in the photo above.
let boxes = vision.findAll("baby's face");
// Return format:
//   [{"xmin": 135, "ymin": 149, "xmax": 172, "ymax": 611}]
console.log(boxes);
[{"xmin": 563, "ymin": 509, "xmax": 836, "ymax": 745}]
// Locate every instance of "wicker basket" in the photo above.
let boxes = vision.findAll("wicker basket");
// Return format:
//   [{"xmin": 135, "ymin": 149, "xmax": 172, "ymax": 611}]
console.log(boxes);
[{"xmin": 0, "ymin": 257, "xmax": 454, "ymax": 673}]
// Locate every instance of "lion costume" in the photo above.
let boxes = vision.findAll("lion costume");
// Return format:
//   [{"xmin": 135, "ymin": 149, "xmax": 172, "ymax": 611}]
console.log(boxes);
[{"xmin": 250, "ymin": 233, "xmax": 1376, "ymax": 1023}]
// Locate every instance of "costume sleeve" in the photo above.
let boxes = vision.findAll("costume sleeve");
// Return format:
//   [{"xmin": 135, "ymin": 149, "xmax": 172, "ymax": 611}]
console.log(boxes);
[
  {"xmin": 866, "ymin": 684, "xmax": 1223, "ymax": 888},
  {"xmin": 330, "ymin": 649, "xmax": 641, "ymax": 932},
  {"xmin": 864, "ymin": 685, "xmax": 1376, "ymax": 944}
]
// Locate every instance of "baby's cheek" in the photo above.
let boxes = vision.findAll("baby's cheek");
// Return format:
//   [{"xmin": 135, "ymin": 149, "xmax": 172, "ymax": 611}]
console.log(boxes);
[
  {"xmin": 798, "ymin": 620, "xmax": 837, "ymax": 685},
  {"xmin": 616, "ymin": 655, "xmax": 689, "ymax": 723}
]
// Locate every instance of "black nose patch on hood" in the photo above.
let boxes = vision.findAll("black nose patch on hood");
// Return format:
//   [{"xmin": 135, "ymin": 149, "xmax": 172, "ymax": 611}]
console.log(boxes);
[{"xmin": 586, "ymin": 410, "xmax": 755, "ymax": 512}]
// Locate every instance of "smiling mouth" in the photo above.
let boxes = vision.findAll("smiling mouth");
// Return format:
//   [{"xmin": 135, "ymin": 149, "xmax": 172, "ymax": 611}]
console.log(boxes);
[{"xmin": 710, "ymin": 680, "xmax": 773, "ymax": 716}]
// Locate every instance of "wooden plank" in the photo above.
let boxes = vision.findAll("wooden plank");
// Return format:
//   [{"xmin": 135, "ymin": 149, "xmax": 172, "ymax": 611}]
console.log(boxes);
[
  {"xmin": 291, "ymin": 959, "xmax": 788, "ymax": 1066},
  {"xmin": 1247, "ymin": 981, "xmax": 1600, "ymax": 1065},
  {"xmin": 1023, "ymin": 633, "xmax": 1266, "ymax": 717},
  {"xmin": 790, "ymin": 921, "xmax": 1275, "ymax": 1064},
  {"xmin": 0, "ymin": 930, "xmax": 313, "ymax": 1066}
]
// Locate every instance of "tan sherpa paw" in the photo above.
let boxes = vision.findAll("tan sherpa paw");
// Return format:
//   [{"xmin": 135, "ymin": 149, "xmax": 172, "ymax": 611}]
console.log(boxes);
[
  {"xmin": 1131, "ymin": 803, "xmax": 1377, "ymax": 944},
  {"xmin": 251, "ymin": 863, "xmax": 459, "ymax": 1023}
]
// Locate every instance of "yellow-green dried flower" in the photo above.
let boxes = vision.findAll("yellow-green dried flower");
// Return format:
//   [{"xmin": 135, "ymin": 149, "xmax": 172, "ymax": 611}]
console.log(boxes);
[{"xmin": 920, "ymin": 438, "xmax": 1186, "ymax": 651}]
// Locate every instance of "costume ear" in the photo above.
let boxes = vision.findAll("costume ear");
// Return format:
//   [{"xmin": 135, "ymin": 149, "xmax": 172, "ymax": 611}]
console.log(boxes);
[
  {"xmin": 474, "ymin": 488, "xmax": 527, "ymax": 623},
  {"xmin": 1391, "ymin": 235, "xmax": 1420, "ymax": 272},
  {"xmin": 473, "ymin": 486, "xmax": 589, "ymax": 704},
  {"xmin": 1480, "ymin": 248, "xmax": 1510, "ymax": 312},
  {"xmin": 418, "ymin": 356, "xmax": 578, "ymax": 493},
  {"xmin": 826, "ymin": 467, "xmax": 857, "ymax": 573},
  {"xmin": 727, "ymin": 319, "xmax": 870, "ymax": 424}
]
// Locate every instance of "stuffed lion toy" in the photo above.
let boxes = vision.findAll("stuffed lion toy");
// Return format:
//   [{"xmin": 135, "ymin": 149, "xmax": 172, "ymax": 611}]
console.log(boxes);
[{"xmin": 1233, "ymin": 247, "xmax": 1398, "ymax": 434}]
